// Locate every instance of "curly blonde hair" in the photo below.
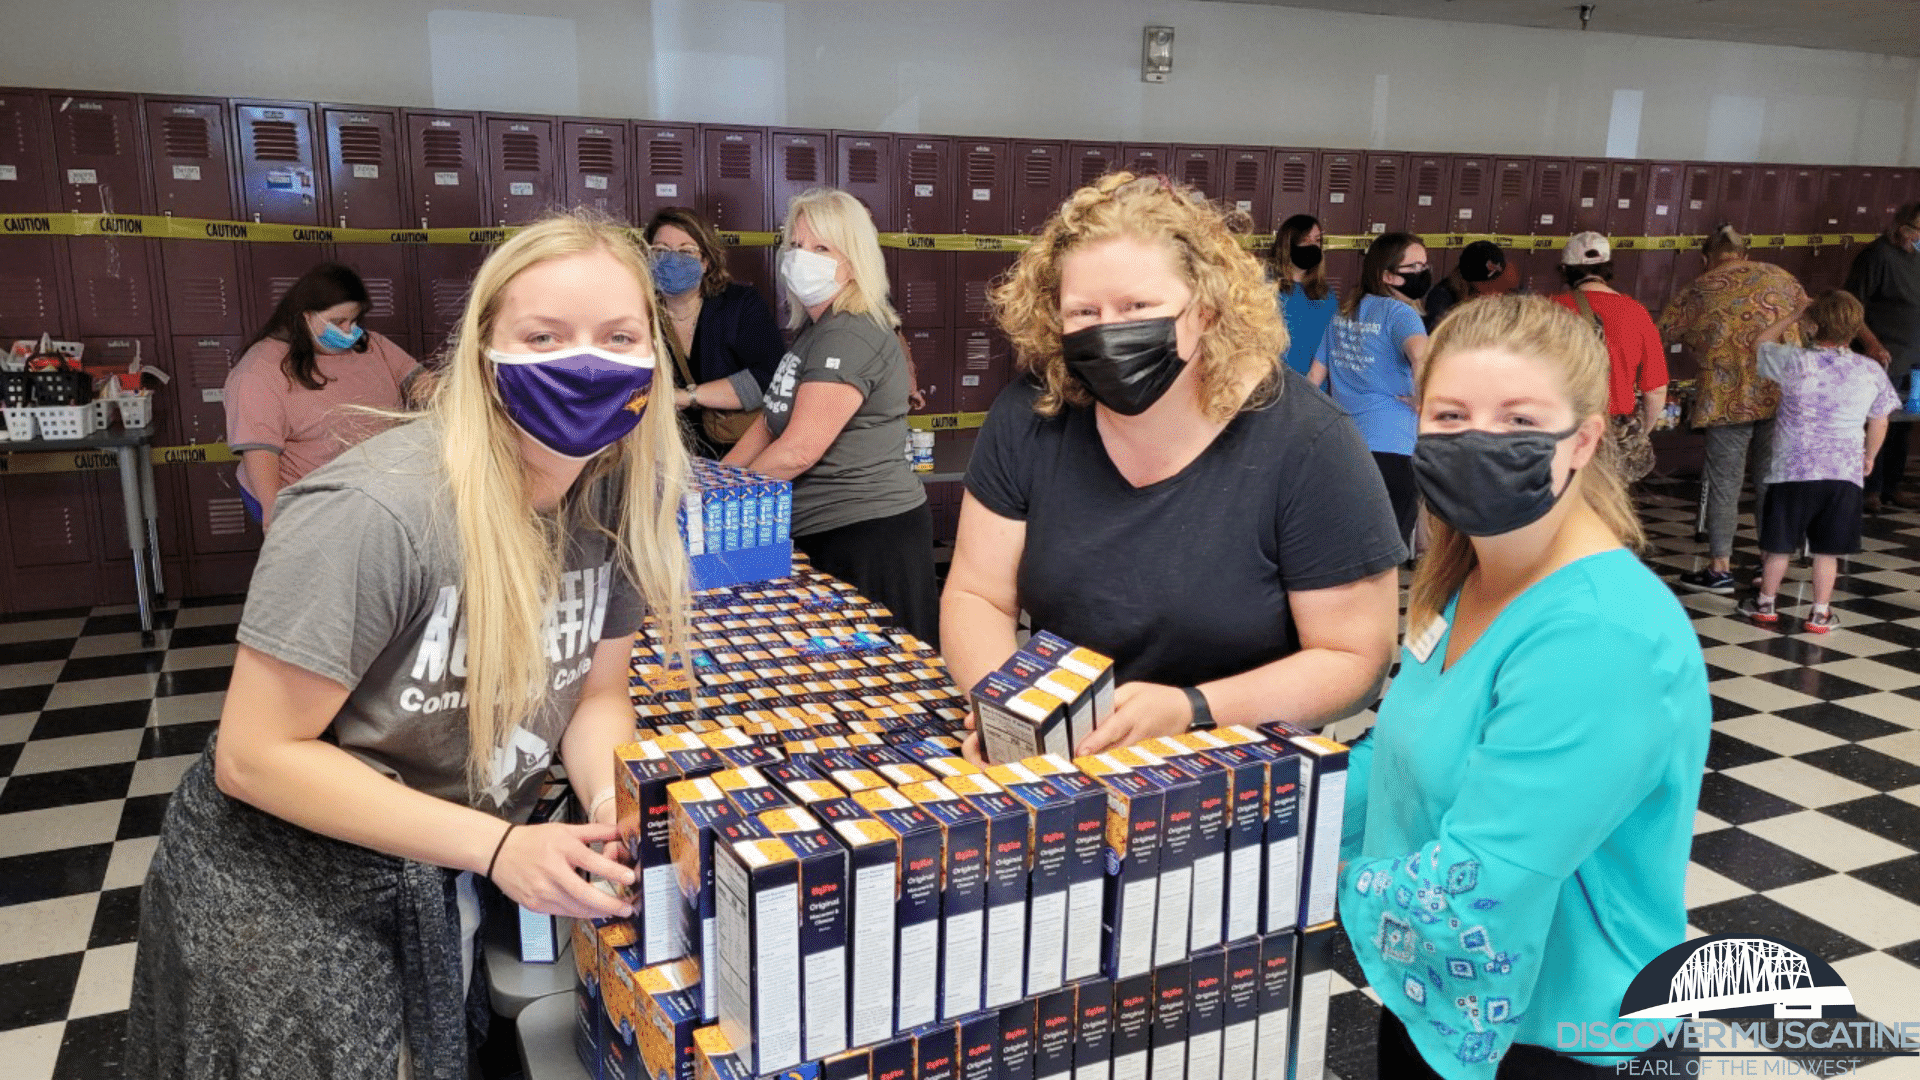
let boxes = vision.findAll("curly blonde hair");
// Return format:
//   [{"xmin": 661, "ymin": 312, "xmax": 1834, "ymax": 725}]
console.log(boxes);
[{"xmin": 990, "ymin": 172, "xmax": 1286, "ymax": 423}]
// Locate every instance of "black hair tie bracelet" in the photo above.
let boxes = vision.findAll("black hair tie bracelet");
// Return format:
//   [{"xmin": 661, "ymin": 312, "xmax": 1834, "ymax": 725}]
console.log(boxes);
[{"xmin": 485, "ymin": 823, "xmax": 517, "ymax": 882}]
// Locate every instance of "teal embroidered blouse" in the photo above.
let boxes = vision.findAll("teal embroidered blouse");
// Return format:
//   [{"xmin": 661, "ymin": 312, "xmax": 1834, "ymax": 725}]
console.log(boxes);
[{"xmin": 1338, "ymin": 549, "xmax": 1711, "ymax": 1077}]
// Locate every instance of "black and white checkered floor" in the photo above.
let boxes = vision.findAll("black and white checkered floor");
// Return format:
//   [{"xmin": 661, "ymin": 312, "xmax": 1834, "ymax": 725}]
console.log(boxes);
[{"xmin": 1, "ymin": 484, "xmax": 1918, "ymax": 1080}]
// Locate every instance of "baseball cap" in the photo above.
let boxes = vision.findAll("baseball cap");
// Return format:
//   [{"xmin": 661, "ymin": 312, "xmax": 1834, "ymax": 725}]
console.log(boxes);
[
  {"xmin": 1458, "ymin": 241, "xmax": 1507, "ymax": 283},
  {"xmin": 1562, "ymin": 231, "xmax": 1611, "ymax": 266}
]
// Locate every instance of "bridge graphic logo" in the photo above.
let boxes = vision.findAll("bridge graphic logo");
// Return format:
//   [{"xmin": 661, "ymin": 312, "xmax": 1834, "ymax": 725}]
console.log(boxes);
[{"xmin": 1618, "ymin": 934, "xmax": 1857, "ymax": 1021}]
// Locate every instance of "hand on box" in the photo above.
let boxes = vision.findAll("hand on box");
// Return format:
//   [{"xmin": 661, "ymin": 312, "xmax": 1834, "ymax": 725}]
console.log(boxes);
[
  {"xmin": 960, "ymin": 729, "xmax": 984, "ymax": 766},
  {"xmin": 489, "ymin": 821, "xmax": 637, "ymax": 920},
  {"xmin": 1075, "ymin": 681, "xmax": 1192, "ymax": 756}
]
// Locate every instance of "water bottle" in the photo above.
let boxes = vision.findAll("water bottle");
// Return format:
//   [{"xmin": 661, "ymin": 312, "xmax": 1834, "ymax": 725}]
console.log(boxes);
[{"xmin": 1905, "ymin": 372, "xmax": 1920, "ymax": 416}]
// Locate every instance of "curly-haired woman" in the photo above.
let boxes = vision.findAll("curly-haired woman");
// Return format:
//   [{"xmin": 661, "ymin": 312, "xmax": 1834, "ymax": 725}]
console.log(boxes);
[{"xmin": 941, "ymin": 173, "xmax": 1405, "ymax": 756}]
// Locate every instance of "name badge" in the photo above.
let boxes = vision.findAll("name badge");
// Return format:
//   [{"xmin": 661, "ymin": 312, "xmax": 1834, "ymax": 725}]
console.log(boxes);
[{"xmin": 1406, "ymin": 615, "xmax": 1449, "ymax": 666}]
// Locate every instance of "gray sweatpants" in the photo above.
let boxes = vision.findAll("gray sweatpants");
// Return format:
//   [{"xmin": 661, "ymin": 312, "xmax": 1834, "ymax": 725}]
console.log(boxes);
[{"xmin": 1704, "ymin": 420, "xmax": 1773, "ymax": 560}]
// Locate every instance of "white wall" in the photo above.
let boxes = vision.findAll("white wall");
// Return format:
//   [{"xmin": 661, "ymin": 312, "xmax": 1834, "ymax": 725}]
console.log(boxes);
[{"xmin": 5, "ymin": 0, "xmax": 1917, "ymax": 165}]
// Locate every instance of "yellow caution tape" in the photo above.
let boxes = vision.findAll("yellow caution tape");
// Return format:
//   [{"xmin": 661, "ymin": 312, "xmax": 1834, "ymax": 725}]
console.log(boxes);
[
  {"xmin": 0, "ymin": 441, "xmax": 240, "ymax": 474},
  {"xmin": 0, "ymin": 212, "xmax": 1875, "ymax": 252},
  {"xmin": 906, "ymin": 411, "xmax": 989, "ymax": 433}
]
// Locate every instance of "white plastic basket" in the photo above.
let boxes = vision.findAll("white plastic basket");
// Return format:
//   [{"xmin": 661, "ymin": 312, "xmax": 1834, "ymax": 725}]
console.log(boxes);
[
  {"xmin": 2, "ymin": 407, "xmax": 35, "ymax": 441},
  {"xmin": 89, "ymin": 399, "xmax": 115, "ymax": 430},
  {"xmin": 32, "ymin": 403, "xmax": 98, "ymax": 440},
  {"xmin": 116, "ymin": 392, "xmax": 153, "ymax": 429}
]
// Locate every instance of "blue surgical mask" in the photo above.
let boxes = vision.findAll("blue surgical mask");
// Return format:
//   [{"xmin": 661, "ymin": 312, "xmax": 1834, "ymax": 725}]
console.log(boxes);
[
  {"xmin": 651, "ymin": 250, "xmax": 705, "ymax": 296},
  {"xmin": 315, "ymin": 320, "xmax": 364, "ymax": 351}
]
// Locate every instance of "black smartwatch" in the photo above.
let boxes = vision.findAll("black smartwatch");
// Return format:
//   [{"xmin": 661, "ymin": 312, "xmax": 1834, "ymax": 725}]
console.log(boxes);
[{"xmin": 1184, "ymin": 686, "xmax": 1216, "ymax": 731}]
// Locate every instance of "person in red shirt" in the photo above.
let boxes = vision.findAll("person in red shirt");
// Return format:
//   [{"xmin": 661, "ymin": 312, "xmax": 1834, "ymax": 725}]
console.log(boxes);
[{"xmin": 1551, "ymin": 232, "xmax": 1668, "ymax": 486}]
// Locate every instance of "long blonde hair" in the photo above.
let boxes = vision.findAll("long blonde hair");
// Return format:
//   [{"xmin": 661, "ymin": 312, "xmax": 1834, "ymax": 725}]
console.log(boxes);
[
  {"xmin": 425, "ymin": 212, "xmax": 692, "ymax": 790},
  {"xmin": 1407, "ymin": 295, "xmax": 1645, "ymax": 631},
  {"xmin": 991, "ymin": 172, "xmax": 1286, "ymax": 424},
  {"xmin": 782, "ymin": 187, "xmax": 900, "ymax": 332}
]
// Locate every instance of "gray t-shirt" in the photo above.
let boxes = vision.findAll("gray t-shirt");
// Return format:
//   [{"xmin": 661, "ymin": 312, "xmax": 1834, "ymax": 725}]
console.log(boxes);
[
  {"xmin": 762, "ymin": 309, "xmax": 926, "ymax": 536},
  {"xmin": 236, "ymin": 420, "xmax": 644, "ymax": 821}
]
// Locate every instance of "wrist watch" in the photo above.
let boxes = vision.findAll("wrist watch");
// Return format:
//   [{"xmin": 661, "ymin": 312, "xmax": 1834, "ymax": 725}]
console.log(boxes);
[{"xmin": 1184, "ymin": 686, "xmax": 1216, "ymax": 731}]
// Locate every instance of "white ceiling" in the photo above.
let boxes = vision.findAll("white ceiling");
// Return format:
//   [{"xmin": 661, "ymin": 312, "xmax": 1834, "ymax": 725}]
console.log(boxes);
[{"xmin": 1207, "ymin": 0, "xmax": 1920, "ymax": 58}]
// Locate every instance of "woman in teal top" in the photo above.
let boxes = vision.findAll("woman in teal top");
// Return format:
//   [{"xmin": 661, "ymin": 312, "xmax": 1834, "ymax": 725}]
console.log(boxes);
[
  {"xmin": 1338, "ymin": 295, "xmax": 1710, "ymax": 1079},
  {"xmin": 1271, "ymin": 214, "xmax": 1338, "ymax": 377}
]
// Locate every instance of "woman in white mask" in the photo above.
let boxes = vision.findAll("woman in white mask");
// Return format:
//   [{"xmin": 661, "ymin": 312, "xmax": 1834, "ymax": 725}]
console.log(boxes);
[{"xmin": 725, "ymin": 187, "xmax": 938, "ymax": 644}]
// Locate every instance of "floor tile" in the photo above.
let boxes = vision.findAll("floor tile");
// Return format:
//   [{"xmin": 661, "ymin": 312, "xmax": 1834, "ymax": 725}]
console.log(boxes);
[
  {"xmin": 0, "ymin": 894, "xmax": 98, "ymax": 966},
  {"xmin": 0, "ymin": 952, "xmax": 84, "ymax": 1031},
  {"xmin": 1850, "ymin": 853, "xmax": 1920, "ymax": 908},
  {"xmin": 55, "ymin": 652, "xmax": 167, "ymax": 683},
  {"xmin": 0, "ymin": 713, "xmax": 35, "ymax": 745},
  {"xmin": 1742, "ymin": 810, "xmax": 1917, "ymax": 873},
  {"xmin": 0, "ymin": 620, "xmax": 86, "ymax": 647},
  {"xmin": 9, "ymin": 730, "xmax": 145, "ymax": 777},
  {"xmin": 138, "ymin": 722, "xmax": 213, "ymax": 761},
  {"xmin": 1886, "ymin": 939, "xmax": 1920, "ymax": 971},
  {"xmin": 1713, "ymin": 713, "xmax": 1844, "ymax": 757},
  {"xmin": 126, "ymin": 756, "xmax": 196, "ymax": 800},
  {"xmin": 159, "ymin": 643, "xmax": 237, "ymax": 672},
  {"xmin": 0, "ymin": 1022, "xmax": 64, "ymax": 1080},
  {"xmin": 50, "ymin": 1010, "xmax": 126, "ymax": 1080},
  {"xmin": 0, "ymin": 743, "xmax": 18, "ymax": 777},
  {"xmin": 1753, "ymin": 666, "xmax": 1880, "ymax": 702},
  {"xmin": 1825, "ymin": 691, "xmax": 1920, "ymax": 730},
  {"xmin": 63, "ymin": 630, "xmax": 168, "ymax": 659},
  {"xmin": 1810, "ymin": 657, "xmax": 1920, "ymax": 692},
  {"xmin": 1773, "ymin": 701, "xmax": 1909, "ymax": 743},
  {"xmin": 1705, "ymin": 729, "xmax": 1780, "ymax": 771},
  {"xmin": 1894, "ymin": 785, "xmax": 1920, "ymax": 808},
  {"xmin": 86, "ymin": 887, "xmax": 141, "ymax": 950},
  {"xmin": 1720, "ymin": 757, "xmax": 1879, "ymax": 807},
  {"xmin": 114, "ymin": 794, "xmax": 169, "ymax": 841},
  {"xmin": 0, "ymin": 844, "xmax": 112, "ymax": 906},
  {"xmin": 0, "ymin": 662, "xmax": 64, "ymax": 691},
  {"xmin": 64, "ymin": 944, "xmax": 134, "ymax": 1019},
  {"xmin": 1687, "ymin": 893, "xmax": 1872, "ymax": 963},
  {"xmin": 1860, "ymin": 729, "xmax": 1920, "ymax": 766},
  {"xmin": 1796, "ymin": 745, "xmax": 1920, "ymax": 792},
  {"xmin": 1694, "ymin": 810, "xmax": 1729, "ymax": 834},
  {"xmin": 1693, "ymin": 618, "xmax": 1785, "ymax": 646},
  {"xmin": 0, "ymin": 764, "xmax": 134, "ymax": 815},
  {"xmin": 1681, "ymin": 863, "xmax": 1752, "ymax": 909},
  {"xmin": 169, "ymin": 603, "xmax": 243, "ymax": 629},
  {"xmin": 151, "ymin": 667, "xmax": 230, "ymax": 699},
  {"xmin": 1709, "ymin": 676, "xmax": 1821, "ymax": 714},
  {"xmin": 0, "ymin": 801, "xmax": 123, "ymax": 861},
  {"xmin": 1766, "ymin": 875, "xmax": 1920, "ymax": 949},
  {"xmin": 77, "ymin": 611, "xmax": 175, "ymax": 637},
  {"xmin": 1690, "ymin": 828, "xmax": 1836, "ymax": 891},
  {"xmin": 27, "ymin": 701, "xmax": 149, "ymax": 740},
  {"xmin": 1775, "ymin": 627, "xmax": 1900, "ymax": 658},
  {"xmin": 0, "ymin": 685, "xmax": 53, "ymax": 716},
  {"xmin": 39, "ymin": 675, "xmax": 159, "ymax": 712},
  {"xmin": 163, "ymin": 623, "xmax": 237, "ymax": 649},
  {"xmin": 148, "ymin": 691, "xmax": 224, "ymax": 727},
  {"xmin": 1696, "ymin": 772, "xmax": 1802, "ymax": 825},
  {"xmin": 1700, "ymin": 643, "xmax": 1798, "ymax": 676},
  {"xmin": 1823, "ymin": 794, "xmax": 1920, "ymax": 848},
  {"xmin": 100, "ymin": 837, "xmax": 158, "ymax": 891}
]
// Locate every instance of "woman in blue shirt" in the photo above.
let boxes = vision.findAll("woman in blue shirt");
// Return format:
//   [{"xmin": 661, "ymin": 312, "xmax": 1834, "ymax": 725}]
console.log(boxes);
[
  {"xmin": 1315, "ymin": 231, "xmax": 1431, "ymax": 544},
  {"xmin": 1339, "ymin": 295, "xmax": 1710, "ymax": 1079},
  {"xmin": 1271, "ymin": 214, "xmax": 1338, "ymax": 378}
]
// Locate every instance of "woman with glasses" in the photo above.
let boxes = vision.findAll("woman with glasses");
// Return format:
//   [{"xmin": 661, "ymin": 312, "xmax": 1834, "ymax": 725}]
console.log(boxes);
[
  {"xmin": 642, "ymin": 206, "xmax": 786, "ymax": 456},
  {"xmin": 1316, "ymin": 231, "xmax": 1432, "ymax": 544}
]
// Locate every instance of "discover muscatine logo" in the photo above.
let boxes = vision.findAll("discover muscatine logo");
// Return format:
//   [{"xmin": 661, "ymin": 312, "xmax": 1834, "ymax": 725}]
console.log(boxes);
[{"xmin": 1554, "ymin": 934, "xmax": 1917, "ymax": 1076}]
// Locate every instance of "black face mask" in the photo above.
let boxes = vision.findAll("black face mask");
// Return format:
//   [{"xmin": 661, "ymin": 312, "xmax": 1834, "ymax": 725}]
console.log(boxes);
[
  {"xmin": 1289, "ymin": 244, "xmax": 1324, "ymax": 271},
  {"xmin": 1411, "ymin": 424, "xmax": 1581, "ymax": 537},
  {"xmin": 1060, "ymin": 314, "xmax": 1188, "ymax": 416},
  {"xmin": 1395, "ymin": 270, "xmax": 1433, "ymax": 301}
]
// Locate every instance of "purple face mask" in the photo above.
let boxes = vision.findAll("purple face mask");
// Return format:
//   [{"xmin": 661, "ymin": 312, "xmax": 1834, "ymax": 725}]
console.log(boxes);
[{"xmin": 487, "ymin": 346, "xmax": 656, "ymax": 459}]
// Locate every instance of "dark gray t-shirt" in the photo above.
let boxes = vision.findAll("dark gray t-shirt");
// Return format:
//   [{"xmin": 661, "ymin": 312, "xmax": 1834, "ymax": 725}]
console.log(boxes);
[
  {"xmin": 1847, "ymin": 237, "xmax": 1920, "ymax": 381},
  {"xmin": 965, "ymin": 371, "xmax": 1406, "ymax": 687},
  {"xmin": 236, "ymin": 420, "xmax": 644, "ymax": 821},
  {"xmin": 762, "ymin": 310, "xmax": 926, "ymax": 536}
]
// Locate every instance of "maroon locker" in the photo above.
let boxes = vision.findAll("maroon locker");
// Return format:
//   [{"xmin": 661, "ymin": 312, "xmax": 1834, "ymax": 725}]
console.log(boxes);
[
  {"xmin": 1270, "ymin": 149, "xmax": 1319, "ymax": 228},
  {"xmin": 173, "ymin": 334, "xmax": 241, "ymax": 447},
  {"xmin": 1404, "ymin": 155, "xmax": 1449, "ymax": 238},
  {"xmin": 182, "ymin": 462, "xmax": 263, "ymax": 561},
  {"xmin": 895, "ymin": 136, "xmax": 953, "ymax": 330},
  {"xmin": 698, "ymin": 126, "xmax": 772, "ymax": 313},
  {"xmin": 1877, "ymin": 169, "xmax": 1914, "ymax": 223},
  {"xmin": 0, "ymin": 88, "xmax": 72, "ymax": 338},
  {"xmin": 1750, "ymin": 166, "xmax": 1788, "ymax": 234},
  {"xmin": 1522, "ymin": 159, "xmax": 1572, "ymax": 291},
  {"xmin": 1172, "ymin": 146, "xmax": 1222, "ymax": 204},
  {"xmin": 955, "ymin": 327, "xmax": 1011, "ymax": 413},
  {"xmin": 4, "ymin": 472, "xmax": 102, "ymax": 587},
  {"xmin": 833, "ymin": 132, "xmax": 893, "ymax": 230},
  {"xmin": 1800, "ymin": 167, "xmax": 1853, "ymax": 292},
  {"xmin": 1636, "ymin": 162, "xmax": 1683, "ymax": 312},
  {"xmin": 1120, "ymin": 144, "xmax": 1171, "ymax": 179},
  {"xmin": 1771, "ymin": 166, "xmax": 1822, "ymax": 283},
  {"xmin": 322, "ymin": 105, "xmax": 414, "ymax": 344},
  {"xmin": 1601, "ymin": 162, "xmax": 1645, "ymax": 297},
  {"xmin": 485, "ymin": 115, "xmax": 558, "ymax": 225},
  {"xmin": 1488, "ymin": 158, "xmax": 1531, "ymax": 234},
  {"xmin": 1566, "ymin": 160, "xmax": 1609, "ymax": 234},
  {"xmin": 1844, "ymin": 168, "xmax": 1885, "ymax": 236},
  {"xmin": 955, "ymin": 139, "xmax": 1010, "ymax": 236},
  {"xmin": 1677, "ymin": 163, "xmax": 1719, "ymax": 235},
  {"xmin": 234, "ymin": 100, "xmax": 329, "ymax": 335},
  {"xmin": 1360, "ymin": 153, "xmax": 1407, "ymax": 239},
  {"xmin": 1315, "ymin": 152, "xmax": 1361, "ymax": 234},
  {"xmin": 1068, "ymin": 143, "xmax": 1119, "ymax": 191},
  {"xmin": 1222, "ymin": 147, "xmax": 1272, "ymax": 232},
  {"xmin": 53, "ymin": 92, "xmax": 159, "ymax": 337},
  {"xmin": 81, "ymin": 334, "xmax": 176, "ymax": 443},
  {"xmin": 904, "ymin": 327, "xmax": 955, "ymax": 418},
  {"xmin": 404, "ymin": 110, "xmax": 487, "ymax": 351},
  {"xmin": 144, "ymin": 97, "xmax": 245, "ymax": 338},
  {"xmin": 633, "ymin": 123, "xmax": 700, "ymax": 224},
  {"xmin": 1717, "ymin": 165, "xmax": 1757, "ymax": 232},
  {"xmin": 561, "ymin": 120, "xmax": 630, "ymax": 220},
  {"xmin": 1011, "ymin": 141, "xmax": 1065, "ymax": 234},
  {"xmin": 769, "ymin": 130, "xmax": 829, "ymax": 228},
  {"xmin": 1446, "ymin": 156, "xmax": 1492, "ymax": 237}
]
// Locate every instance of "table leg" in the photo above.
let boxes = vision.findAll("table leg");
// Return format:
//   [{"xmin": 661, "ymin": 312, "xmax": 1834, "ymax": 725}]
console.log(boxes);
[
  {"xmin": 139, "ymin": 448, "xmax": 165, "ymax": 597},
  {"xmin": 116, "ymin": 447, "xmax": 154, "ymax": 634}
]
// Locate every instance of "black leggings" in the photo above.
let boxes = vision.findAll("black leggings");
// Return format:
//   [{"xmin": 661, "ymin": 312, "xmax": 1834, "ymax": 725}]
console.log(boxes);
[{"xmin": 794, "ymin": 502, "xmax": 941, "ymax": 647}]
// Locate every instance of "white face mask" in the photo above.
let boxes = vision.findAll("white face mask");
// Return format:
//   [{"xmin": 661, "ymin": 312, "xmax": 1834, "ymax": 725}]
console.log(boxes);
[{"xmin": 780, "ymin": 247, "xmax": 844, "ymax": 308}]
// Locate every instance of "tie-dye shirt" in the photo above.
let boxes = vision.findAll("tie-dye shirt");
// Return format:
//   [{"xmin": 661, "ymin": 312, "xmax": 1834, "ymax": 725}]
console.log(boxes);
[
  {"xmin": 1758, "ymin": 342, "xmax": 1900, "ymax": 486},
  {"xmin": 1657, "ymin": 260, "xmax": 1807, "ymax": 428}
]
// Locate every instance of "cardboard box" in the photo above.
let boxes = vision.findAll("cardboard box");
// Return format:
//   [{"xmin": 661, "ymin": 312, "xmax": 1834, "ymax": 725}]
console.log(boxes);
[
  {"xmin": 1074, "ymin": 753, "xmax": 1162, "ymax": 980},
  {"xmin": 756, "ymin": 807, "xmax": 851, "ymax": 1060},
  {"xmin": 998, "ymin": 651, "xmax": 1096, "ymax": 752},
  {"xmin": 914, "ymin": 1022, "xmax": 960, "ymax": 1080},
  {"xmin": 667, "ymin": 777, "xmax": 738, "ymax": 1020},
  {"xmin": 1022, "ymin": 631, "xmax": 1115, "ymax": 733},
  {"xmin": 603, "ymin": 943, "xmax": 646, "ymax": 1080},
  {"xmin": 1109, "ymin": 973, "xmax": 1154, "ymax": 1080},
  {"xmin": 1220, "ymin": 940, "xmax": 1262, "ymax": 1080},
  {"xmin": 1191, "ymin": 728, "xmax": 1302, "ymax": 935},
  {"xmin": 786, "ymin": 777, "xmax": 872, "ymax": 826},
  {"xmin": 1185, "ymin": 948, "xmax": 1227, "ymax": 1080},
  {"xmin": 973, "ymin": 672, "xmax": 1071, "ymax": 764},
  {"xmin": 999, "ymin": 998, "xmax": 1038, "ymax": 1080},
  {"xmin": 1073, "ymin": 976, "xmax": 1113, "ymax": 1080},
  {"xmin": 714, "ymin": 766, "xmax": 793, "ymax": 817},
  {"xmin": 851, "ymin": 786, "xmax": 945, "ymax": 1033},
  {"xmin": 619, "ymin": 741, "xmax": 692, "ymax": 964},
  {"xmin": 1178, "ymin": 733, "xmax": 1266, "ymax": 945},
  {"xmin": 1290, "ymin": 923, "xmax": 1335, "ymax": 1080},
  {"xmin": 831, "ymin": 816, "xmax": 902, "ymax": 1049},
  {"xmin": 636, "ymin": 958, "xmax": 701, "ymax": 1080},
  {"xmin": 1253, "ymin": 932, "xmax": 1295, "ymax": 1080},
  {"xmin": 870, "ymin": 1033, "xmax": 916, "ymax": 1080},
  {"xmin": 1117, "ymin": 748, "xmax": 1198, "ymax": 968},
  {"xmin": 822, "ymin": 1048, "xmax": 870, "ymax": 1080},
  {"xmin": 574, "ymin": 918, "xmax": 605, "ymax": 1080},
  {"xmin": 959, "ymin": 1011, "xmax": 1000, "ymax": 1080},
  {"xmin": 1032, "ymin": 985, "xmax": 1078, "ymax": 1080},
  {"xmin": 983, "ymin": 761, "xmax": 1073, "ymax": 996},
  {"xmin": 1141, "ymin": 738, "xmax": 1230, "ymax": 955},
  {"xmin": 1281, "ymin": 734, "xmax": 1349, "ymax": 930},
  {"xmin": 1021, "ymin": 755, "xmax": 1109, "ymax": 982},
  {"xmin": 1151, "ymin": 960, "xmax": 1191, "ymax": 1080},
  {"xmin": 691, "ymin": 1026, "xmax": 746, "ymax": 1080},
  {"xmin": 713, "ymin": 837, "xmax": 803, "ymax": 1075},
  {"xmin": 943, "ymin": 774, "xmax": 1031, "ymax": 1009},
  {"xmin": 899, "ymin": 780, "xmax": 990, "ymax": 1020}
]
